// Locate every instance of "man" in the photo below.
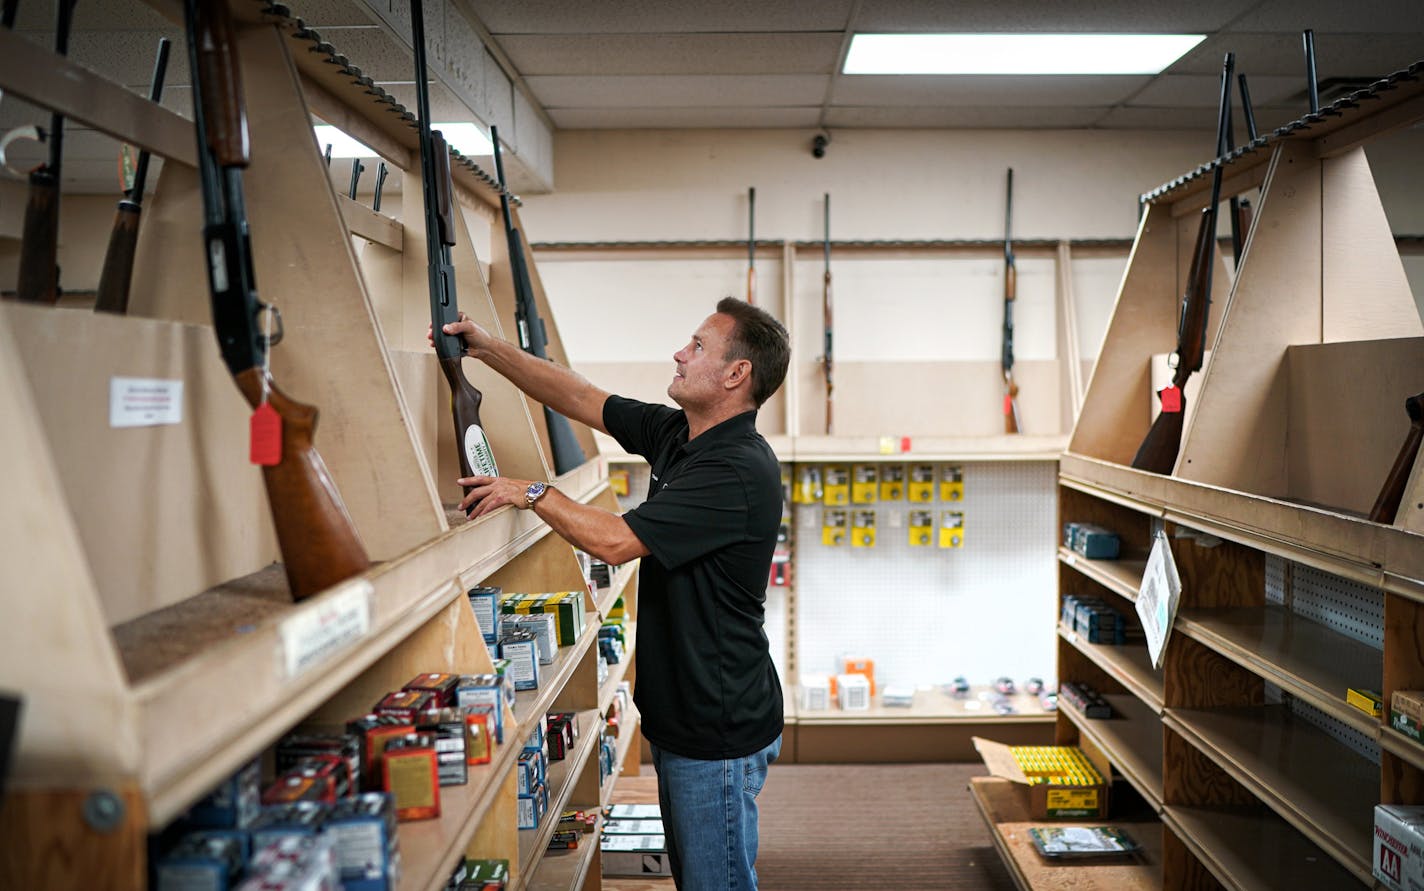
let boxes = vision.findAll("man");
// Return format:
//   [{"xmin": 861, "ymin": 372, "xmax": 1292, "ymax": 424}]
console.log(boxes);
[{"xmin": 437, "ymin": 297, "xmax": 789, "ymax": 890}]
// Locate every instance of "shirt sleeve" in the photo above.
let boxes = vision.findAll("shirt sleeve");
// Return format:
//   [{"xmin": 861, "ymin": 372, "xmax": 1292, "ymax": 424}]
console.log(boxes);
[
  {"xmin": 622, "ymin": 458, "xmax": 749, "ymax": 570},
  {"xmin": 602, "ymin": 395, "xmax": 681, "ymax": 460}
]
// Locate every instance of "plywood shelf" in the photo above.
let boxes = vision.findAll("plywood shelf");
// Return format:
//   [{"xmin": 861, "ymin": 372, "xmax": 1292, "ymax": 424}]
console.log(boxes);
[
  {"xmin": 1061, "ymin": 692, "xmax": 1164, "ymax": 808},
  {"xmin": 1161, "ymin": 805, "xmax": 1366, "ymax": 891},
  {"xmin": 511, "ymin": 617, "xmax": 601, "ymax": 733},
  {"xmin": 968, "ymin": 776, "xmax": 1164, "ymax": 891},
  {"xmin": 1057, "ymin": 626, "xmax": 1164, "ymax": 712},
  {"xmin": 526, "ymin": 814, "xmax": 602, "ymax": 891},
  {"xmin": 789, "ymin": 434, "xmax": 1069, "ymax": 463},
  {"xmin": 516, "ymin": 710, "xmax": 603, "ymax": 888},
  {"xmin": 1381, "ymin": 728, "xmax": 1424, "ymax": 774},
  {"xmin": 794, "ymin": 685, "xmax": 1057, "ymax": 726},
  {"xmin": 1175, "ymin": 606, "xmax": 1382, "ymax": 735},
  {"xmin": 1164, "ymin": 706, "xmax": 1375, "ymax": 883},
  {"xmin": 1058, "ymin": 547, "xmax": 1149, "ymax": 603},
  {"xmin": 601, "ymin": 703, "xmax": 642, "ymax": 811}
]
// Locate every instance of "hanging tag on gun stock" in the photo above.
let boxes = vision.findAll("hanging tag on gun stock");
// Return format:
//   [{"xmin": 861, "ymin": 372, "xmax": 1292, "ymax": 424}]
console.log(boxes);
[
  {"xmin": 250, "ymin": 403, "xmax": 282, "ymax": 466},
  {"xmin": 1159, "ymin": 386, "xmax": 1183, "ymax": 414}
]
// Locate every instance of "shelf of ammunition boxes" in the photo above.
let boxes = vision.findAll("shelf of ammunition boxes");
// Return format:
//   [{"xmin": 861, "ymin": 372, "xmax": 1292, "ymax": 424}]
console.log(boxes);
[
  {"xmin": 601, "ymin": 702, "xmax": 643, "ymax": 811},
  {"xmin": 1061, "ymin": 693, "xmax": 1165, "ymax": 808},
  {"xmin": 1056, "ymin": 625, "xmax": 1164, "ymax": 712},
  {"xmin": 1173, "ymin": 606, "xmax": 1382, "ymax": 735},
  {"xmin": 968, "ymin": 776, "xmax": 1164, "ymax": 891},
  {"xmin": 788, "ymin": 434, "xmax": 1070, "ymax": 463},
  {"xmin": 597, "ymin": 622, "xmax": 637, "ymax": 716},
  {"xmin": 1160, "ymin": 806, "xmax": 1364, "ymax": 890},
  {"xmin": 527, "ymin": 814, "xmax": 603, "ymax": 891},
  {"xmin": 518, "ymin": 710, "xmax": 603, "ymax": 888},
  {"xmin": 1057, "ymin": 546, "xmax": 1149, "ymax": 603},
  {"xmin": 594, "ymin": 562, "xmax": 638, "ymax": 617},
  {"xmin": 1163, "ymin": 705, "xmax": 1375, "ymax": 882},
  {"xmin": 511, "ymin": 617, "xmax": 601, "ymax": 733}
]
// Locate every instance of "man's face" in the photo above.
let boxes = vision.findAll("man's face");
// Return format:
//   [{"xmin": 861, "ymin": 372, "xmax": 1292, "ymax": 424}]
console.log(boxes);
[{"xmin": 668, "ymin": 313, "xmax": 740, "ymax": 409}]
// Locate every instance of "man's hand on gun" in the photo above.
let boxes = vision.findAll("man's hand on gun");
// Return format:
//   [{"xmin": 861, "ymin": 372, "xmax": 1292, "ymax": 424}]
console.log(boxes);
[
  {"xmin": 458, "ymin": 475, "xmax": 533, "ymax": 519},
  {"xmin": 426, "ymin": 311, "xmax": 490, "ymax": 355}
]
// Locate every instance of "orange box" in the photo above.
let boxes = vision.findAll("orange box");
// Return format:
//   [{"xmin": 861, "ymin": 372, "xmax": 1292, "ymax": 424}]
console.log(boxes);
[{"xmin": 841, "ymin": 657, "xmax": 875, "ymax": 696}]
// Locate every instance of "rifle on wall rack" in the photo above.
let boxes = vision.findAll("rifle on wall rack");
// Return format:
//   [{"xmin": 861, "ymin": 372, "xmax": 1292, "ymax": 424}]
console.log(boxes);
[
  {"xmin": 183, "ymin": 0, "xmax": 369, "ymax": 599},
  {"xmin": 1130, "ymin": 53, "xmax": 1234, "ymax": 475},
  {"xmin": 822, "ymin": 192, "xmax": 833, "ymax": 434},
  {"xmin": 1222, "ymin": 64, "xmax": 1248, "ymax": 268},
  {"xmin": 1002, "ymin": 168, "xmax": 1020, "ymax": 434},
  {"xmin": 94, "ymin": 37, "xmax": 171, "ymax": 315},
  {"xmin": 372, "ymin": 161, "xmax": 388, "ymax": 212},
  {"xmin": 409, "ymin": 0, "xmax": 500, "ymax": 504},
  {"xmin": 746, "ymin": 186, "xmax": 756, "ymax": 305},
  {"xmin": 1369, "ymin": 392, "xmax": 1424, "ymax": 524},
  {"xmin": 347, "ymin": 158, "xmax": 364, "ymax": 200},
  {"xmin": 14, "ymin": 0, "xmax": 76, "ymax": 304},
  {"xmin": 1302, "ymin": 30, "xmax": 1320, "ymax": 114},
  {"xmin": 490, "ymin": 125, "xmax": 587, "ymax": 475}
]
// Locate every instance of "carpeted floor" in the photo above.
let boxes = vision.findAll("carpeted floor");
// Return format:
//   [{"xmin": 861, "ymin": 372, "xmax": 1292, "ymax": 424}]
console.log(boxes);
[{"xmin": 603, "ymin": 762, "xmax": 1016, "ymax": 891}]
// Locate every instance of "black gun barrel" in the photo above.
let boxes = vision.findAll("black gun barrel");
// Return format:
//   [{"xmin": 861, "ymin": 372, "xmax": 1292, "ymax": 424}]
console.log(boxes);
[{"xmin": 1303, "ymin": 30, "xmax": 1319, "ymax": 114}]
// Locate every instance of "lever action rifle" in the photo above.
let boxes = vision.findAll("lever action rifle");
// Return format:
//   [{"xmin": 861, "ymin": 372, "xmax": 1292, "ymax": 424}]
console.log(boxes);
[
  {"xmin": 1369, "ymin": 392, "xmax": 1424, "ymax": 525},
  {"xmin": 490, "ymin": 125, "xmax": 587, "ymax": 475},
  {"xmin": 95, "ymin": 37, "xmax": 171, "ymax": 314},
  {"xmin": 15, "ymin": 0, "xmax": 75, "ymax": 304},
  {"xmin": 1002, "ymin": 168, "xmax": 1020, "ymax": 434},
  {"xmin": 183, "ymin": 0, "xmax": 369, "ymax": 599},
  {"xmin": 1131, "ymin": 53, "xmax": 1234, "ymax": 475},
  {"xmin": 409, "ymin": 0, "xmax": 500, "ymax": 503},
  {"xmin": 746, "ymin": 186, "xmax": 756, "ymax": 306},
  {"xmin": 822, "ymin": 192, "xmax": 833, "ymax": 434}
]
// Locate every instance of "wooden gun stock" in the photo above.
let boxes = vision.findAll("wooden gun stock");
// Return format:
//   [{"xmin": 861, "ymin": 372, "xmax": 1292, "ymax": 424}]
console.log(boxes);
[
  {"xmin": 1369, "ymin": 392, "xmax": 1424, "ymax": 525},
  {"xmin": 235, "ymin": 369, "xmax": 369, "ymax": 601},
  {"xmin": 193, "ymin": 0, "xmax": 248, "ymax": 167},
  {"xmin": 15, "ymin": 172, "xmax": 59, "ymax": 303},
  {"xmin": 93, "ymin": 202, "xmax": 141, "ymax": 313}
]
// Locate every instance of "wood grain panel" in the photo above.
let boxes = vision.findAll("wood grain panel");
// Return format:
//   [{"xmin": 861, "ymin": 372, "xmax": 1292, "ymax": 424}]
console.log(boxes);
[
  {"xmin": 1162, "ymin": 823, "xmax": 1225, "ymax": 891},
  {"xmin": 0, "ymin": 785, "xmax": 146, "ymax": 891},
  {"xmin": 1385, "ymin": 594, "xmax": 1424, "ymax": 746},
  {"xmin": 1383, "ymin": 750, "xmax": 1424, "ymax": 806},
  {"xmin": 1168, "ymin": 525, "xmax": 1264, "ymax": 610},
  {"xmin": 1060, "ymin": 484, "xmax": 1153, "ymax": 558},
  {"xmin": 1163, "ymin": 726, "xmax": 1257, "ymax": 808},
  {"xmin": 1164, "ymin": 634, "xmax": 1262, "ymax": 710}
]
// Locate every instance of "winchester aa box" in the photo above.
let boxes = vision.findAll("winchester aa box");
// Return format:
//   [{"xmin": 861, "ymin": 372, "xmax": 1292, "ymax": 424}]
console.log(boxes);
[{"xmin": 1374, "ymin": 804, "xmax": 1424, "ymax": 891}]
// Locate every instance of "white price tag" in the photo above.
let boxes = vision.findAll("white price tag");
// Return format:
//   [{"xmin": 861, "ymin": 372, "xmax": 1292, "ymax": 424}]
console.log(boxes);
[
  {"xmin": 279, "ymin": 580, "xmax": 374, "ymax": 678},
  {"xmin": 110, "ymin": 377, "xmax": 183, "ymax": 427}
]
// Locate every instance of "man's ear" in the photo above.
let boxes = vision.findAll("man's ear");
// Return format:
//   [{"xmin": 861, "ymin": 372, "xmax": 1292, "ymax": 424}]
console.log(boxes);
[{"xmin": 724, "ymin": 358, "xmax": 752, "ymax": 390}]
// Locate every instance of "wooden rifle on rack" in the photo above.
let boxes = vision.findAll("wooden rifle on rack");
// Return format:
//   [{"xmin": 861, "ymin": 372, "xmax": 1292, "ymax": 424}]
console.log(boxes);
[
  {"xmin": 94, "ymin": 37, "xmax": 171, "ymax": 314},
  {"xmin": 746, "ymin": 186, "xmax": 756, "ymax": 305},
  {"xmin": 184, "ymin": 0, "xmax": 369, "ymax": 599},
  {"xmin": 409, "ymin": 0, "xmax": 500, "ymax": 503},
  {"xmin": 1002, "ymin": 168, "xmax": 1020, "ymax": 434},
  {"xmin": 14, "ymin": 0, "xmax": 75, "ymax": 304},
  {"xmin": 1131, "ymin": 53, "xmax": 1234, "ymax": 475},
  {"xmin": 822, "ymin": 193, "xmax": 833, "ymax": 434},
  {"xmin": 490, "ymin": 125, "xmax": 587, "ymax": 475},
  {"xmin": 1369, "ymin": 393, "xmax": 1424, "ymax": 525}
]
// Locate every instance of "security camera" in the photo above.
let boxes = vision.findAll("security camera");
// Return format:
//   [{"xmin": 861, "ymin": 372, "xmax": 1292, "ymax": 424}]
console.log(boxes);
[{"xmin": 811, "ymin": 133, "xmax": 829, "ymax": 159}]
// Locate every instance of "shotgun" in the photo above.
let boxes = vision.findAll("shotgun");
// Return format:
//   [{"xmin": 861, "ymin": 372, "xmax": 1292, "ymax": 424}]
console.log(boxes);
[
  {"xmin": 1222, "ymin": 65, "xmax": 1247, "ymax": 269},
  {"xmin": 372, "ymin": 161, "xmax": 388, "ymax": 212},
  {"xmin": 1235, "ymin": 73, "xmax": 1257, "ymax": 252},
  {"xmin": 95, "ymin": 37, "xmax": 171, "ymax": 315},
  {"xmin": 1131, "ymin": 54, "xmax": 1234, "ymax": 475},
  {"xmin": 346, "ymin": 158, "xmax": 364, "ymax": 200},
  {"xmin": 1002, "ymin": 168, "xmax": 1020, "ymax": 434},
  {"xmin": 746, "ymin": 186, "xmax": 756, "ymax": 305},
  {"xmin": 323, "ymin": 142, "xmax": 331, "ymax": 167},
  {"xmin": 184, "ymin": 0, "xmax": 369, "ymax": 600},
  {"xmin": 1303, "ymin": 30, "xmax": 1320, "ymax": 114},
  {"xmin": 409, "ymin": 0, "xmax": 500, "ymax": 503},
  {"xmin": 1369, "ymin": 392, "xmax": 1424, "ymax": 525},
  {"xmin": 15, "ymin": 0, "xmax": 76, "ymax": 304},
  {"xmin": 822, "ymin": 192, "xmax": 833, "ymax": 435},
  {"xmin": 490, "ymin": 125, "xmax": 587, "ymax": 475}
]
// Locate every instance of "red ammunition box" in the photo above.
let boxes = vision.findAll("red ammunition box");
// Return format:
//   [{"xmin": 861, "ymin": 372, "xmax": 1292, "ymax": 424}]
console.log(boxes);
[
  {"xmin": 374, "ymin": 689, "xmax": 436, "ymax": 723},
  {"xmin": 275, "ymin": 735, "xmax": 359, "ymax": 799},
  {"xmin": 346, "ymin": 715, "xmax": 415, "ymax": 792},
  {"xmin": 403, "ymin": 672, "xmax": 461, "ymax": 708},
  {"xmin": 260, "ymin": 768, "xmax": 334, "ymax": 806},
  {"xmin": 382, "ymin": 734, "xmax": 441, "ymax": 821}
]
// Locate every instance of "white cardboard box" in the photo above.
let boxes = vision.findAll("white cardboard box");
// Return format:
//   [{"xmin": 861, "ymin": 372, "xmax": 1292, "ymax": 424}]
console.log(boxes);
[
  {"xmin": 1375, "ymin": 804, "xmax": 1424, "ymax": 891},
  {"xmin": 601, "ymin": 833, "xmax": 672, "ymax": 877}
]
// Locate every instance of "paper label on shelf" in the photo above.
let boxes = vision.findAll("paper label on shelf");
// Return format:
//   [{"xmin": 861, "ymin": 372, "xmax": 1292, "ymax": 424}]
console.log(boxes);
[
  {"xmin": 1136, "ymin": 529, "xmax": 1181, "ymax": 670},
  {"xmin": 279, "ymin": 580, "xmax": 374, "ymax": 678},
  {"xmin": 109, "ymin": 377, "xmax": 183, "ymax": 427}
]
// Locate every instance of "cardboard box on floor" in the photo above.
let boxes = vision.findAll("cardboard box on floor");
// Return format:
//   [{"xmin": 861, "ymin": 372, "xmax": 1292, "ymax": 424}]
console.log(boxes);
[{"xmin": 973, "ymin": 736, "xmax": 1111, "ymax": 819}]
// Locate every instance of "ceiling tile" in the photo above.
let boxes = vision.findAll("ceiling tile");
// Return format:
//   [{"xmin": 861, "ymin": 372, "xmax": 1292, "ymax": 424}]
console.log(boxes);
[
  {"xmin": 831, "ymin": 75, "xmax": 1151, "ymax": 107},
  {"xmin": 849, "ymin": 0, "xmax": 1258, "ymax": 33},
  {"xmin": 1094, "ymin": 106, "xmax": 1226, "ymax": 131},
  {"xmin": 528, "ymin": 75, "xmax": 830, "ymax": 108},
  {"xmin": 1171, "ymin": 32, "xmax": 1424, "ymax": 79},
  {"xmin": 469, "ymin": 0, "xmax": 854, "ymax": 34},
  {"xmin": 1129, "ymin": 74, "xmax": 1306, "ymax": 107},
  {"xmin": 824, "ymin": 105, "xmax": 1111, "ymax": 128},
  {"xmin": 548, "ymin": 107, "xmax": 824, "ymax": 129},
  {"xmin": 1231, "ymin": 0, "xmax": 1424, "ymax": 31},
  {"xmin": 500, "ymin": 33, "xmax": 844, "ymax": 76}
]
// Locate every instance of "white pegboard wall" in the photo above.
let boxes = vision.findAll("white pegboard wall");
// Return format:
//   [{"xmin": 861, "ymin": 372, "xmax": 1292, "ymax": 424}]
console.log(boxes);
[
  {"xmin": 1264, "ymin": 555, "xmax": 1384, "ymax": 649},
  {"xmin": 794, "ymin": 461, "xmax": 1059, "ymax": 689},
  {"xmin": 1264, "ymin": 682, "xmax": 1381, "ymax": 765}
]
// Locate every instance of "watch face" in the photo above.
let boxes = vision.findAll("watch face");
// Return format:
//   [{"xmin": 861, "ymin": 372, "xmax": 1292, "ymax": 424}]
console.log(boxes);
[{"xmin": 526, "ymin": 481, "xmax": 547, "ymax": 504}]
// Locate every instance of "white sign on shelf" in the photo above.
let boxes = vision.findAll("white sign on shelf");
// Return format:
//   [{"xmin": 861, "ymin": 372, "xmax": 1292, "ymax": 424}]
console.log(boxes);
[
  {"xmin": 279, "ymin": 579, "xmax": 374, "ymax": 678},
  {"xmin": 109, "ymin": 376, "xmax": 183, "ymax": 427},
  {"xmin": 1137, "ymin": 529, "xmax": 1181, "ymax": 670}
]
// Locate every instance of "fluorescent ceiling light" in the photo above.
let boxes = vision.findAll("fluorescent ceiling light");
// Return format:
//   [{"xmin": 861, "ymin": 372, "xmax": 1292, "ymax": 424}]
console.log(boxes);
[
  {"xmin": 843, "ymin": 33, "xmax": 1205, "ymax": 75},
  {"xmin": 312, "ymin": 122, "xmax": 494, "ymax": 159}
]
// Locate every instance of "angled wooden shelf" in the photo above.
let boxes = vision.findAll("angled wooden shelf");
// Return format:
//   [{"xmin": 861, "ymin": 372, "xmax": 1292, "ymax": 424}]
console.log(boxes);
[
  {"xmin": 516, "ymin": 710, "xmax": 603, "ymax": 888},
  {"xmin": 1381, "ymin": 728, "xmax": 1424, "ymax": 774},
  {"xmin": 1057, "ymin": 625, "xmax": 1164, "ymax": 712},
  {"xmin": 969, "ymin": 776, "xmax": 1163, "ymax": 891},
  {"xmin": 1061, "ymin": 692, "xmax": 1164, "ymax": 808},
  {"xmin": 1058, "ymin": 547, "xmax": 1149, "ymax": 603},
  {"xmin": 526, "ymin": 814, "xmax": 602, "ymax": 891},
  {"xmin": 1161, "ymin": 805, "xmax": 1365, "ymax": 891},
  {"xmin": 1164, "ymin": 706, "xmax": 1375, "ymax": 883},
  {"xmin": 1174, "ymin": 606, "xmax": 1382, "ymax": 735}
]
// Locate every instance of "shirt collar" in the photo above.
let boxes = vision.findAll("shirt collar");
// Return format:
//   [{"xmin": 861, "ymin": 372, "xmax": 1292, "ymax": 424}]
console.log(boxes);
[{"xmin": 678, "ymin": 409, "xmax": 759, "ymax": 455}]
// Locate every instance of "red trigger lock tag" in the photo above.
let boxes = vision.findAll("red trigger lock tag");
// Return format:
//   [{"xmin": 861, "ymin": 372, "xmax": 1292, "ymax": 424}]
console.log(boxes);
[
  {"xmin": 1159, "ymin": 385, "xmax": 1183, "ymax": 414},
  {"xmin": 250, "ymin": 402, "xmax": 282, "ymax": 465},
  {"xmin": 1003, "ymin": 395, "xmax": 1014, "ymax": 415}
]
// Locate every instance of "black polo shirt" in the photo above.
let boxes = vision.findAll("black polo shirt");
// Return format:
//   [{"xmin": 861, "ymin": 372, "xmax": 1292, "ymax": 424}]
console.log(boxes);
[{"xmin": 603, "ymin": 395, "xmax": 784, "ymax": 760}]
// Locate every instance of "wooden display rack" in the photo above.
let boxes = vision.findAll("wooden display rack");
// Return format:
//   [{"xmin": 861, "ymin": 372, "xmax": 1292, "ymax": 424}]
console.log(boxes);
[
  {"xmin": 0, "ymin": 8, "xmax": 632, "ymax": 890},
  {"xmin": 976, "ymin": 61, "xmax": 1424, "ymax": 890}
]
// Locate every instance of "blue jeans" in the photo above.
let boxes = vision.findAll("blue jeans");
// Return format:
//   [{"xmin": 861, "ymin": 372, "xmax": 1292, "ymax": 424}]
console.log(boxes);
[{"xmin": 650, "ymin": 735, "xmax": 782, "ymax": 891}]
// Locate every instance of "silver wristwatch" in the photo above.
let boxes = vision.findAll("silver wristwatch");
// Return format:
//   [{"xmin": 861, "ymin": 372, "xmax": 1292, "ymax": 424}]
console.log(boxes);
[{"xmin": 524, "ymin": 480, "xmax": 550, "ymax": 509}]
